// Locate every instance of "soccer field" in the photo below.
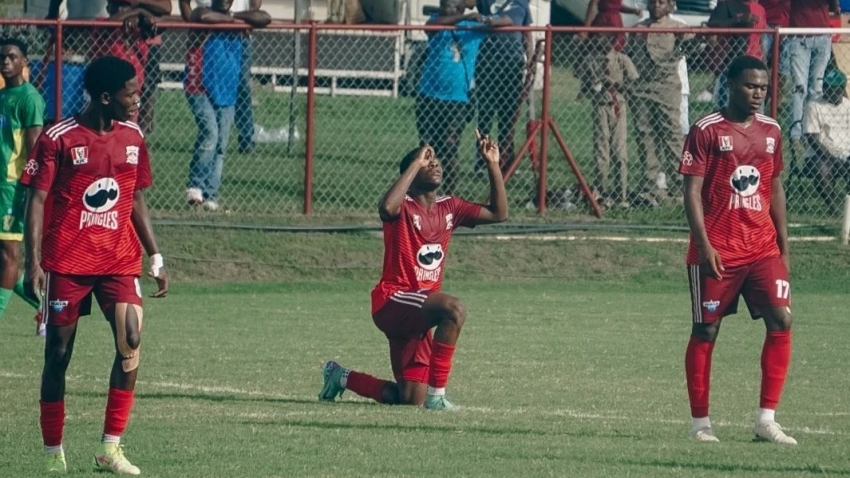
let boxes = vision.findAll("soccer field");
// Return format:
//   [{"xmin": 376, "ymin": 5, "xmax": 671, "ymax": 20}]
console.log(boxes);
[{"xmin": 1, "ymin": 276, "xmax": 849, "ymax": 477}]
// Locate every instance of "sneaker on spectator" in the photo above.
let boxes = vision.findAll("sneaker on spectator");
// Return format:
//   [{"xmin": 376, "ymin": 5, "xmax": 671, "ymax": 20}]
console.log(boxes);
[
  {"xmin": 186, "ymin": 188, "xmax": 203, "ymax": 205},
  {"xmin": 202, "ymin": 200, "xmax": 220, "ymax": 212}
]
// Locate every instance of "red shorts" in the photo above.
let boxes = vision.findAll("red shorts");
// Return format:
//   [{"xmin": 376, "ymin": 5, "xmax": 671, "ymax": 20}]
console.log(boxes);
[
  {"xmin": 687, "ymin": 257, "xmax": 790, "ymax": 324},
  {"xmin": 372, "ymin": 290, "xmax": 434, "ymax": 384},
  {"xmin": 43, "ymin": 272, "xmax": 143, "ymax": 327}
]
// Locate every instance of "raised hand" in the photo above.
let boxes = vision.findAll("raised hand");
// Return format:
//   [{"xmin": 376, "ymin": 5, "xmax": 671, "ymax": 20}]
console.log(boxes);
[{"xmin": 475, "ymin": 129, "xmax": 500, "ymax": 165}]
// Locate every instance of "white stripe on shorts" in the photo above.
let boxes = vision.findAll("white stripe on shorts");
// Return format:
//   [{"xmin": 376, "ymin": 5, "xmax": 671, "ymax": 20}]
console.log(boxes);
[
  {"xmin": 41, "ymin": 272, "xmax": 51, "ymax": 326},
  {"xmin": 688, "ymin": 265, "xmax": 703, "ymax": 324},
  {"xmin": 389, "ymin": 291, "xmax": 427, "ymax": 308}
]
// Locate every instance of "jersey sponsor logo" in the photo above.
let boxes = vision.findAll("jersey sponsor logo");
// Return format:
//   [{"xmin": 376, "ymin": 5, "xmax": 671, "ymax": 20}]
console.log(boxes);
[
  {"xmin": 719, "ymin": 136, "xmax": 733, "ymax": 152},
  {"xmin": 71, "ymin": 146, "xmax": 89, "ymax": 165},
  {"xmin": 681, "ymin": 151, "xmax": 694, "ymax": 167},
  {"xmin": 49, "ymin": 299, "xmax": 69, "ymax": 312},
  {"xmin": 413, "ymin": 214, "xmax": 421, "ymax": 231},
  {"xmin": 445, "ymin": 213, "xmax": 454, "ymax": 230},
  {"xmin": 766, "ymin": 137, "xmax": 776, "ymax": 154},
  {"xmin": 728, "ymin": 165, "xmax": 762, "ymax": 211},
  {"xmin": 80, "ymin": 178, "xmax": 120, "ymax": 230},
  {"xmin": 415, "ymin": 243, "xmax": 444, "ymax": 282},
  {"xmin": 702, "ymin": 300, "xmax": 720, "ymax": 312},
  {"xmin": 126, "ymin": 146, "xmax": 139, "ymax": 165},
  {"xmin": 25, "ymin": 159, "xmax": 39, "ymax": 176}
]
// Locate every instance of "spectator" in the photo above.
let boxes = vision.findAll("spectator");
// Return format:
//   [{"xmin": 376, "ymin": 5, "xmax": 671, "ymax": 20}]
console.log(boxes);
[
  {"xmin": 707, "ymin": 0, "xmax": 766, "ymax": 108},
  {"xmin": 473, "ymin": 0, "xmax": 531, "ymax": 173},
  {"xmin": 581, "ymin": 0, "xmax": 643, "ymax": 52},
  {"xmin": 47, "ymin": 0, "xmax": 108, "ymax": 20},
  {"xmin": 90, "ymin": 1, "xmax": 171, "ymax": 126},
  {"xmin": 184, "ymin": 0, "xmax": 270, "ymax": 211},
  {"xmin": 575, "ymin": 34, "xmax": 639, "ymax": 208},
  {"xmin": 788, "ymin": 0, "xmax": 840, "ymax": 153},
  {"xmin": 670, "ymin": 12, "xmax": 692, "ymax": 136},
  {"xmin": 803, "ymin": 66, "xmax": 850, "ymax": 210},
  {"xmin": 181, "ymin": 0, "xmax": 262, "ymax": 154},
  {"xmin": 624, "ymin": 0, "xmax": 693, "ymax": 206},
  {"xmin": 416, "ymin": 0, "xmax": 487, "ymax": 195},
  {"xmin": 760, "ymin": 0, "xmax": 790, "ymax": 113}
]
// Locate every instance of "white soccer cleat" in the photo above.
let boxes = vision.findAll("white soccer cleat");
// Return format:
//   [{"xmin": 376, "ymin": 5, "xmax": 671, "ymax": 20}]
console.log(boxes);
[
  {"xmin": 202, "ymin": 200, "xmax": 220, "ymax": 211},
  {"xmin": 754, "ymin": 421, "xmax": 797, "ymax": 445},
  {"xmin": 186, "ymin": 187, "xmax": 203, "ymax": 205},
  {"xmin": 691, "ymin": 427, "xmax": 720, "ymax": 443}
]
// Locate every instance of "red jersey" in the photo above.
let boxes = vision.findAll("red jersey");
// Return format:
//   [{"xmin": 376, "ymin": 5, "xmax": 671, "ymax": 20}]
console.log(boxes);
[
  {"xmin": 90, "ymin": 23, "xmax": 148, "ymax": 90},
  {"xmin": 745, "ymin": 1, "xmax": 767, "ymax": 58},
  {"xmin": 679, "ymin": 112, "xmax": 784, "ymax": 268},
  {"xmin": 371, "ymin": 195, "xmax": 481, "ymax": 315},
  {"xmin": 760, "ymin": 0, "xmax": 790, "ymax": 27},
  {"xmin": 790, "ymin": 0, "xmax": 831, "ymax": 28},
  {"xmin": 21, "ymin": 117, "xmax": 153, "ymax": 276}
]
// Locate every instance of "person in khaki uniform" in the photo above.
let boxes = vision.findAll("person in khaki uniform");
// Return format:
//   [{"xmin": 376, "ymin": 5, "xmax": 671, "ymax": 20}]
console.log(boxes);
[
  {"xmin": 577, "ymin": 34, "xmax": 639, "ymax": 208},
  {"xmin": 624, "ymin": 0, "xmax": 692, "ymax": 206}
]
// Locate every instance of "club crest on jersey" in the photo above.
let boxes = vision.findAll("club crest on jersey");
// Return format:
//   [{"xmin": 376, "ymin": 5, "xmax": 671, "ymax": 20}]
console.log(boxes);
[
  {"xmin": 719, "ymin": 136, "xmax": 733, "ymax": 152},
  {"xmin": 413, "ymin": 214, "xmax": 421, "ymax": 231},
  {"xmin": 25, "ymin": 159, "xmax": 39, "ymax": 176},
  {"xmin": 71, "ymin": 146, "xmax": 89, "ymax": 165},
  {"xmin": 766, "ymin": 137, "xmax": 776, "ymax": 154},
  {"xmin": 80, "ymin": 178, "xmax": 120, "ymax": 230},
  {"xmin": 728, "ymin": 165, "xmax": 762, "ymax": 211},
  {"xmin": 681, "ymin": 151, "xmax": 694, "ymax": 167},
  {"xmin": 415, "ymin": 243, "xmax": 444, "ymax": 282},
  {"xmin": 445, "ymin": 213, "xmax": 454, "ymax": 230},
  {"xmin": 125, "ymin": 146, "xmax": 139, "ymax": 165}
]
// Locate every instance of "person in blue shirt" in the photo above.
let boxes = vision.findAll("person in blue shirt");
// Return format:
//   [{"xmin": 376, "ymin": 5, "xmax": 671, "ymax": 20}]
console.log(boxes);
[
  {"xmin": 473, "ymin": 0, "xmax": 531, "ymax": 173},
  {"xmin": 417, "ymin": 0, "xmax": 488, "ymax": 195}
]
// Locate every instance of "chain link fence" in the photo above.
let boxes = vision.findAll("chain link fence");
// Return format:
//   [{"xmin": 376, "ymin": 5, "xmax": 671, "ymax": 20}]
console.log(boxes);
[{"xmin": 1, "ymin": 19, "xmax": 848, "ymax": 229}]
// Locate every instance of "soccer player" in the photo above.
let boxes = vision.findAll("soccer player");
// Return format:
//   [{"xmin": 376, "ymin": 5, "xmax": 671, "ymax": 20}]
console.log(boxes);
[
  {"xmin": 21, "ymin": 56, "xmax": 169, "ymax": 474},
  {"xmin": 319, "ymin": 131, "xmax": 508, "ymax": 410},
  {"xmin": 0, "ymin": 38, "xmax": 46, "ymax": 334},
  {"xmin": 680, "ymin": 55, "xmax": 795, "ymax": 445}
]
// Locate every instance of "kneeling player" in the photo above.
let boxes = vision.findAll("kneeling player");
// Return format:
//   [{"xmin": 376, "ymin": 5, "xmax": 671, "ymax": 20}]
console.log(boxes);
[{"xmin": 319, "ymin": 131, "xmax": 508, "ymax": 409}]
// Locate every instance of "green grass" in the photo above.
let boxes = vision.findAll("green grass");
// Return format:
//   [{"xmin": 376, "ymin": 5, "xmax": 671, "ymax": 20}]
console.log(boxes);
[
  {"xmin": 1, "ymin": 279, "xmax": 849, "ymax": 477},
  {"xmin": 1, "ymin": 232, "xmax": 849, "ymax": 477}
]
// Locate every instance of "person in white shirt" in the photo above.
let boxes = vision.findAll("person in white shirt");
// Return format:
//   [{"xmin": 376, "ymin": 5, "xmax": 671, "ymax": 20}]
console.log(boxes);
[
  {"xmin": 180, "ymin": 0, "xmax": 261, "ymax": 153},
  {"xmin": 803, "ymin": 67, "xmax": 850, "ymax": 210}
]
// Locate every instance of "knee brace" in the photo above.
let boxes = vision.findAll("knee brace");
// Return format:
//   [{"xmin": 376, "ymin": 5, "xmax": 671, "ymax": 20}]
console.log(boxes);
[{"xmin": 113, "ymin": 303, "xmax": 143, "ymax": 372}]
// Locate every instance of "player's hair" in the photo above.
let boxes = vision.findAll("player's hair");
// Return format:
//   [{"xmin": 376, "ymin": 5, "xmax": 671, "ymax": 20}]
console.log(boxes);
[
  {"xmin": 725, "ymin": 55, "xmax": 768, "ymax": 82},
  {"xmin": 399, "ymin": 146, "xmax": 423, "ymax": 175},
  {"xmin": 84, "ymin": 56, "xmax": 136, "ymax": 97},
  {"xmin": 0, "ymin": 37, "xmax": 28, "ymax": 57}
]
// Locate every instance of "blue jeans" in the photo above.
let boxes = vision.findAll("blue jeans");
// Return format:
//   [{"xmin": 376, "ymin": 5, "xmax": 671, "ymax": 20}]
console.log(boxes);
[
  {"xmin": 186, "ymin": 93, "xmax": 235, "ymax": 202},
  {"xmin": 762, "ymin": 27, "xmax": 790, "ymax": 75},
  {"xmin": 236, "ymin": 35, "xmax": 254, "ymax": 150},
  {"xmin": 788, "ymin": 35, "xmax": 832, "ymax": 141}
]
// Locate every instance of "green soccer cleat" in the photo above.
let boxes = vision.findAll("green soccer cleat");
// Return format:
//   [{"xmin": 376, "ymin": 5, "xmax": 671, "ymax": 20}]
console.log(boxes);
[
  {"xmin": 45, "ymin": 451, "xmax": 67, "ymax": 473},
  {"xmin": 318, "ymin": 360, "xmax": 346, "ymax": 402},
  {"xmin": 424, "ymin": 394, "xmax": 456, "ymax": 411},
  {"xmin": 94, "ymin": 443, "xmax": 141, "ymax": 475}
]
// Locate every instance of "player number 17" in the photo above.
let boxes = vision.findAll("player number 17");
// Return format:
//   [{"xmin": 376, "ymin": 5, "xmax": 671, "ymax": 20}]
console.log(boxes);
[{"xmin": 774, "ymin": 279, "xmax": 790, "ymax": 300}]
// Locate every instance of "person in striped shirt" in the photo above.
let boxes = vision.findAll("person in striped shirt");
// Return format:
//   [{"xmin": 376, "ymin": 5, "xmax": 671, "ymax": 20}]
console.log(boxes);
[
  {"xmin": 319, "ymin": 131, "xmax": 508, "ymax": 410},
  {"xmin": 679, "ymin": 55, "xmax": 795, "ymax": 445}
]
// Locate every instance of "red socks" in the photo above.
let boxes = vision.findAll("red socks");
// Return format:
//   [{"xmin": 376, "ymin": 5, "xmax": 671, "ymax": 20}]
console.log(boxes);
[
  {"xmin": 760, "ymin": 331, "xmax": 792, "ymax": 410},
  {"xmin": 685, "ymin": 336, "xmax": 715, "ymax": 418},
  {"xmin": 428, "ymin": 341, "xmax": 456, "ymax": 390},
  {"xmin": 103, "ymin": 388, "xmax": 135, "ymax": 437},
  {"xmin": 40, "ymin": 400, "xmax": 65, "ymax": 447},
  {"xmin": 346, "ymin": 371, "xmax": 390, "ymax": 403}
]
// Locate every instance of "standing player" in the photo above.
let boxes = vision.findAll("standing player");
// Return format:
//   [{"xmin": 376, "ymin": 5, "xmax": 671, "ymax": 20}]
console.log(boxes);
[
  {"xmin": 0, "ymin": 38, "xmax": 46, "ymax": 334},
  {"xmin": 22, "ymin": 56, "xmax": 168, "ymax": 474},
  {"xmin": 319, "ymin": 131, "xmax": 508, "ymax": 410},
  {"xmin": 680, "ymin": 55, "xmax": 795, "ymax": 445}
]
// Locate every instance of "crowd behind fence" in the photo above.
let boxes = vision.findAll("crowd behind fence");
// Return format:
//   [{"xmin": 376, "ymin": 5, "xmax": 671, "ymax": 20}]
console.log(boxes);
[{"xmin": 2, "ymin": 18, "xmax": 850, "ymax": 229}]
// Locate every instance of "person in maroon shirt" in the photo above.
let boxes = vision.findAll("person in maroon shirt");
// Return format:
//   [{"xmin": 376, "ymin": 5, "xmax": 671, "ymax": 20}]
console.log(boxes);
[
  {"xmin": 21, "ymin": 56, "xmax": 168, "ymax": 474},
  {"xmin": 788, "ymin": 0, "xmax": 840, "ymax": 148},
  {"xmin": 318, "ymin": 131, "xmax": 508, "ymax": 411},
  {"xmin": 680, "ymin": 55, "xmax": 796, "ymax": 445},
  {"xmin": 581, "ymin": 0, "xmax": 643, "ymax": 51}
]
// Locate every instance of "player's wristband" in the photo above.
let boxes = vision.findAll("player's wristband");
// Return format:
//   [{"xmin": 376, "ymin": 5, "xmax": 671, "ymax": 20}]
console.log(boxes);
[{"xmin": 149, "ymin": 253, "xmax": 164, "ymax": 278}]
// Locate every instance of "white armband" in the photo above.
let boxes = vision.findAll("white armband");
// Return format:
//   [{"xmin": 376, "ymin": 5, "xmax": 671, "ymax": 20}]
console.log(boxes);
[{"xmin": 149, "ymin": 253, "xmax": 164, "ymax": 278}]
